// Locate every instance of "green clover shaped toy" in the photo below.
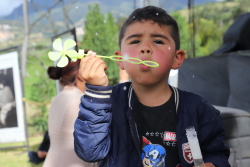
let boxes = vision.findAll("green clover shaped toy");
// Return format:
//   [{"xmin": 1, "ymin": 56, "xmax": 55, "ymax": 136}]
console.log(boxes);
[{"xmin": 48, "ymin": 38, "xmax": 159, "ymax": 68}]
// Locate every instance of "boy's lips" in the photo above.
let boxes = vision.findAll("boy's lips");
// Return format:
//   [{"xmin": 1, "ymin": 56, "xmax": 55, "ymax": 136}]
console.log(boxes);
[
  {"xmin": 139, "ymin": 57, "xmax": 150, "ymax": 70},
  {"xmin": 139, "ymin": 64, "xmax": 150, "ymax": 70}
]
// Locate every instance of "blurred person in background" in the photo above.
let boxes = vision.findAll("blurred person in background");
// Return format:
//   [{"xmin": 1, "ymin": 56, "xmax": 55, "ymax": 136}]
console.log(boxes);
[
  {"xmin": 28, "ymin": 131, "xmax": 50, "ymax": 164},
  {"xmin": 43, "ymin": 56, "xmax": 97, "ymax": 167}
]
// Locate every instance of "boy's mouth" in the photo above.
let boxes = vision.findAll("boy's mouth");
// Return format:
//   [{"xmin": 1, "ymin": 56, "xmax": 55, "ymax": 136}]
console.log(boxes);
[
  {"xmin": 139, "ymin": 57, "xmax": 151, "ymax": 70},
  {"xmin": 139, "ymin": 63, "xmax": 150, "ymax": 71}
]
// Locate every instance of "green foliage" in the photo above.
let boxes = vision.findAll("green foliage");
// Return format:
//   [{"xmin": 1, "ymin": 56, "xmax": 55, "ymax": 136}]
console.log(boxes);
[
  {"xmin": 171, "ymin": 12, "xmax": 189, "ymax": 54},
  {"xmin": 171, "ymin": 0, "xmax": 250, "ymax": 57},
  {"xmin": 232, "ymin": 0, "xmax": 250, "ymax": 19},
  {"xmin": 116, "ymin": 15, "xmax": 127, "ymax": 30},
  {"xmin": 195, "ymin": 18, "xmax": 223, "ymax": 55},
  {"xmin": 193, "ymin": 2, "xmax": 237, "ymax": 56},
  {"xmin": 171, "ymin": 12, "xmax": 202, "ymax": 58},
  {"xmin": 29, "ymin": 79, "xmax": 55, "ymax": 103},
  {"xmin": 25, "ymin": 47, "xmax": 56, "ymax": 133},
  {"xmin": 82, "ymin": 4, "xmax": 106, "ymax": 53},
  {"xmin": 32, "ymin": 116, "xmax": 48, "ymax": 132},
  {"xmin": 29, "ymin": 78, "xmax": 55, "ymax": 133},
  {"xmin": 82, "ymin": 3, "xmax": 120, "ymax": 85}
]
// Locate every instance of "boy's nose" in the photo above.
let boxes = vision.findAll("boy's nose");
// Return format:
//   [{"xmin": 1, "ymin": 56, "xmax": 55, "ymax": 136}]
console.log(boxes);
[
  {"xmin": 140, "ymin": 45, "xmax": 152, "ymax": 54},
  {"xmin": 141, "ymin": 49, "xmax": 151, "ymax": 54}
]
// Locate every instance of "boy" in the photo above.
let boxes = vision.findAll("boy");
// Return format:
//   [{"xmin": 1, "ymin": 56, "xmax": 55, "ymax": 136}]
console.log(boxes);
[{"xmin": 74, "ymin": 6, "xmax": 230, "ymax": 167}]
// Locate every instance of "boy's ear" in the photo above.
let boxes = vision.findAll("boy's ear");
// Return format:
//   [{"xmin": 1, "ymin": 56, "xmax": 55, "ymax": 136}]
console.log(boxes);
[
  {"xmin": 115, "ymin": 50, "xmax": 125, "ymax": 70},
  {"xmin": 171, "ymin": 49, "xmax": 185, "ymax": 70}
]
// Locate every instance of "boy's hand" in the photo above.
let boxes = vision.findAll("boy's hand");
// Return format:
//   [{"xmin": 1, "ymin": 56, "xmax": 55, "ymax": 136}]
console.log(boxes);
[
  {"xmin": 79, "ymin": 51, "xmax": 108, "ymax": 86},
  {"xmin": 193, "ymin": 163, "xmax": 214, "ymax": 167}
]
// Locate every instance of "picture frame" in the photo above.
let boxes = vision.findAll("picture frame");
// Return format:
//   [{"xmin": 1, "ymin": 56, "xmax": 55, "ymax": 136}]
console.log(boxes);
[{"xmin": 0, "ymin": 51, "xmax": 26, "ymax": 143}]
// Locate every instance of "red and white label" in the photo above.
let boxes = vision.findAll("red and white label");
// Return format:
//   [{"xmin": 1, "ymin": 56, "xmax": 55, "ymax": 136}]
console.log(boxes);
[
  {"xmin": 164, "ymin": 132, "xmax": 177, "ymax": 142},
  {"xmin": 182, "ymin": 142, "xmax": 193, "ymax": 164}
]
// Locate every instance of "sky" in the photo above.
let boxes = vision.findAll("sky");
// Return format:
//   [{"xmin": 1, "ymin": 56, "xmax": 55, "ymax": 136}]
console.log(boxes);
[{"xmin": 0, "ymin": 0, "xmax": 23, "ymax": 17}]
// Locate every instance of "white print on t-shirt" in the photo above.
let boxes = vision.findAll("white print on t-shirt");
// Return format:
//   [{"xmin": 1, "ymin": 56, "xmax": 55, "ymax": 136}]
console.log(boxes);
[
  {"xmin": 164, "ymin": 131, "xmax": 177, "ymax": 142},
  {"xmin": 145, "ymin": 132, "xmax": 165, "ymax": 138},
  {"xmin": 164, "ymin": 141, "xmax": 176, "ymax": 147},
  {"xmin": 145, "ymin": 131, "xmax": 177, "ymax": 147}
]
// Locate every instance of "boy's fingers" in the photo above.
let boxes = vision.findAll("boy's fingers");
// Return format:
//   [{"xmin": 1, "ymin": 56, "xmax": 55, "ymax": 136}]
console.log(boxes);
[
  {"xmin": 95, "ymin": 64, "xmax": 109, "ymax": 86},
  {"xmin": 78, "ymin": 50, "xmax": 108, "ymax": 86},
  {"xmin": 80, "ymin": 58, "xmax": 96, "ymax": 80},
  {"xmin": 103, "ymin": 64, "xmax": 107, "ymax": 71},
  {"xmin": 90, "ymin": 58, "xmax": 106, "ymax": 74},
  {"xmin": 84, "ymin": 57, "xmax": 102, "ymax": 73},
  {"xmin": 88, "ymin": 58, "xmax": 107, "ymax": 80},
  {"xmin": 79, "ymin": 51, "xmax": 96, "ymax": 74},
  {"xmin": 79, "ymin": 56, "xmax": 92, "ymax": 77},
  {"xmin": 96, "ymin": 64, "xmax": 108, "ymax": 76},
  {"xmin": 79, "ymin": 55, "xmax": 108, "ymax": 86},
  {"xmin": 80, "ymin": 53, "xmax": 93, "ymax": 70},
  {"xmin": 80, "ymin": 51, "xmax": 95, "ymax": 63}
]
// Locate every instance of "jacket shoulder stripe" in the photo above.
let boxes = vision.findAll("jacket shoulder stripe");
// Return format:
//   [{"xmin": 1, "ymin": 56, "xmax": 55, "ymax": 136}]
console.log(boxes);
[
  {"xmin": 85, "ymin": 91, "xmax": 111, "ymax": 98},
  {"xmin": 86, "ymin": 87, "xmax": 112, "ymax": 94}
]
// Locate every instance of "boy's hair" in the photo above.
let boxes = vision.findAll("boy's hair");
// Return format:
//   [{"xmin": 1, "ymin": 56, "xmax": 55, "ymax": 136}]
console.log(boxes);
[{"xmin": 119, "ymin": 6, "xmax": 180, "ymax": 51}]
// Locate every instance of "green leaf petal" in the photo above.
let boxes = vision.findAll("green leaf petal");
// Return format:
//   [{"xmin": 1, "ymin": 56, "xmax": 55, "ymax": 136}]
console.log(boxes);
[
  {"xmin": 63, "ymin": 39, "xmax": 76, "ymax": 51},
  {"xmin": 48, "ymin": 51, "xmax": 61, "ymax": 61},
  {"xmin": 71, "ymin": 58, "xmax": 77, "ymax": 62},
  {"xmin": 66, "ymin": 50, "xmax": 78, "ymax": 62},
  {"xmin": 53, "ymin": 38, "xmax": 63, "ymax": 51},
  {"xmin": 70, "ymin": 58, "xmax": 77, "ymax": 62},
  {"xmin": 57, "ymin": 56, "xmax": 68, "ymax": 67}
]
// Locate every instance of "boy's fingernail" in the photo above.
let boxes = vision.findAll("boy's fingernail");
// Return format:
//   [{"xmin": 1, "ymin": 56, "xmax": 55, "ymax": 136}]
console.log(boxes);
[
  {"xmin": 91, "ymin": 52, "xmax": 96, "ymax": 57},
  {"xmin": 87, "ymin": 51, "xmax": 92, "ymax": 56}
]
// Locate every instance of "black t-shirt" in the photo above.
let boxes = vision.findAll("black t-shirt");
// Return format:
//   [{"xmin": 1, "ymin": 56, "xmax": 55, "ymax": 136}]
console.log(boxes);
[{"xmin": 133, "ymin": 88, "xmax": 180, "ymax": 167}]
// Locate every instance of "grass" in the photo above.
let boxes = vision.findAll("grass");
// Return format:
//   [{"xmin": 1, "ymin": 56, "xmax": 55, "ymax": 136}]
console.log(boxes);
[{"xmin": 0, "ymin": 136, "xmax": 44, "ymax": 167}]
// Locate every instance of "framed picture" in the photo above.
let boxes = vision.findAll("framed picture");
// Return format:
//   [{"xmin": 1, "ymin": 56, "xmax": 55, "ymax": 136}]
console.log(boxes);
[{"xmin": 0, "ymin": 51, "xmax": 25, "ymax": 143}]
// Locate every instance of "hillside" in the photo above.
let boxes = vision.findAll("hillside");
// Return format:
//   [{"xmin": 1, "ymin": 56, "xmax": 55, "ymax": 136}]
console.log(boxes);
[
  {"xmin": 3, "ymin": 0, "xmax": 135, "ymax": 22},
  {"xmin": 0, "ymin": 0, "xmax": 226, "ymax": 38},
  {"xmin": 176, "ymin": 1, "xmax": 241, "ymax": 20},
  {"xmin": 2, "ymin": 0, "xmax": 220, "ymax": 21},
  {"xmin": 0, "ymin": 0, "xmax": 135, "ymax": 47}
]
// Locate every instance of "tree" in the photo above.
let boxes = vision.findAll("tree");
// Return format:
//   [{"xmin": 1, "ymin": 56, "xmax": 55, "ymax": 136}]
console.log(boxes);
[
  {"xmin": 116, "ymin": 15, "xmax": 127, "ymax": 30},
  {"xmin": 195, "ymin": 18, "xmax": 223, "ymax": 55},
  {"xmin": 82, "ymin": 4, "xmax": 120, "ymax": 85},
  {"xmin": 171, "ymin": 12, "xmax": 189, "ymax": 55},
  {"xmin": 171, "ymin": 11, "xmax": 203, "ymax": 58}
]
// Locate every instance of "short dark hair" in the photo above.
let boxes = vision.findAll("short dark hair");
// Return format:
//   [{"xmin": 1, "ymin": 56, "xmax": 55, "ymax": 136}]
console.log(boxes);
[{"xmin": 119, "ymin": 6, "xmax": 180, "ymax": 51}]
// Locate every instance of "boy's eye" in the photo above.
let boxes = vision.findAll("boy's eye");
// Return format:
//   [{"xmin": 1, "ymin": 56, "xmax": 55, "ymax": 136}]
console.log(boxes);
[
  {"xmin": 130, "ymin": 40, "xmax": 140, "ymax": 44},
  {"xmin": 154, "ymin": 40, "xmax": 164, "ymax": 44}
]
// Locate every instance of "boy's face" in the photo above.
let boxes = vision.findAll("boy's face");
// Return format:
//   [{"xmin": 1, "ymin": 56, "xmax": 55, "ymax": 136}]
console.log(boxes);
[{"xmin": 117, "ymin": 20, "xmax": 180, "ymax": 86}]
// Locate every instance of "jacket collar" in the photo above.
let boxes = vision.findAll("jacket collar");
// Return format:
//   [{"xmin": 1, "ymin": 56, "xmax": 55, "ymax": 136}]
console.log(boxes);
[{"xmin": 128, "ymin": 84, "xmax": 180, "ymax": 113}]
